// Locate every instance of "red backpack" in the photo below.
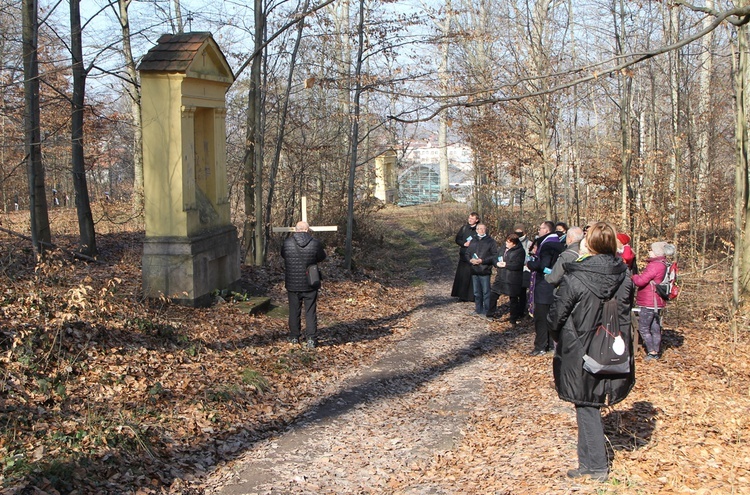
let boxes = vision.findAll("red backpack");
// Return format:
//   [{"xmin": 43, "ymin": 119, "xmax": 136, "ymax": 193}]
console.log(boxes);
[{"xmin": 654, "ymin": 261, "xmax": 680, "ymax": 301}]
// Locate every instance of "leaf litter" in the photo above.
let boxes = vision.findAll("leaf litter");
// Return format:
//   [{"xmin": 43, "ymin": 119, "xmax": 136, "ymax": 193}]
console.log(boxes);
[{"xmin": 0, "ymin": 206, "xmax": 748, "ymax": 494}]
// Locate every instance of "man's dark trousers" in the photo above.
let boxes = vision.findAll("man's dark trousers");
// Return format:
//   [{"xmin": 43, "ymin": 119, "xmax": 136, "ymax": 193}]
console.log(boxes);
[
  {"xmin": 288, "ymin": 290, "xmax": 319, "ymax": 340},
  {"xmin": 533, "ymin": 302, "xmax": 553, "ymax": 352}
]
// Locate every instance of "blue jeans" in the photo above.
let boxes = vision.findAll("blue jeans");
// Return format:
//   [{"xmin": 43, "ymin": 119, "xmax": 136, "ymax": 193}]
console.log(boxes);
[{"xmin": 472, "ymin": 274, "xmax": 491, "ymax": 314}]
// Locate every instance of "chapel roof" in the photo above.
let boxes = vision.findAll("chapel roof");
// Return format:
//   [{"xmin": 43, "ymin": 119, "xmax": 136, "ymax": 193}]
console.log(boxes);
[{"xmin": 138, "ymin": 32, "xmax": 234, "ymax": 82}]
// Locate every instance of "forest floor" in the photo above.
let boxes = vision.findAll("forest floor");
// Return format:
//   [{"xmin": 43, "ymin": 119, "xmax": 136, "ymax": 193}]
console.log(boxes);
[{"xmin": 1, "ymin": 204, "xmax": 748, "ymax": 495}]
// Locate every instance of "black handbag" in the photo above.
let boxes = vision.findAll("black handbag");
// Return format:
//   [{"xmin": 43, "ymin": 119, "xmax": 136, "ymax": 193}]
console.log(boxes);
[
  {"xmin": 307, "ymin": 264, "xmax": 321, "ymax": 289},
  {"xmin": 291, "ymin": 238, "xmax": 322, "ymax": 289}
]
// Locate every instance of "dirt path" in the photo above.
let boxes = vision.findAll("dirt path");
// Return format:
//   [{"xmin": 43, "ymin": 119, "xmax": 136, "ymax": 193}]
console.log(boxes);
[
  {"xmin": 205, "ymin": 226, "xmax": 511, "ymax": 494},
  {"xmin": 196, "ymin": 218, "xmax": 750, "ymax": 495}
]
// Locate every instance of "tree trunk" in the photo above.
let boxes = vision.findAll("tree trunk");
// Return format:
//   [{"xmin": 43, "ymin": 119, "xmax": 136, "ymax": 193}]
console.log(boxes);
[
  {"xmin": 569, "ymin": 0, "xmax": 580, "ymax": 226},
  {"xmin": 265, "ymin": 0, "xmax": 310, "ymax": 240},
  {"xmin": 244, "ymin": 0, "xmax": 265, "ymax": 266},
  {"xmin": 733, "ymin": 22, "xmax": 750, "ymax": 309},
  {"xmin": 253, "ymin": 0, "xmax": 265, "ymax": 266},
  {"xmin": 667, "ymin": 5, "xmax": 682, "ymax": 238},
  {"xmin": 22, "ymin": 0, "xmax": 50, "ymax": 254},
  {"xmin": 70, "ymin": 0, "xmax": 97, "ymax": 256},
  {"xmin": 173, "ymin": 0, "xmax": 184, "ymax": 33},
  {"xmin": 528, "ymin": 0, "xmax": 555, "ymax": 219},
  {"xmin": 329, "ymin": 0, "xmax": 352, "ymax": 209},
  {"xmin": 696, "ymin": 0, "xmax": 714, "ymax": 271},
  {"xmin": 344, "ymin": 0, "xmax": 365, "ymax": 271},
  {"xmin": 616, "ymin": 0, "xmax": 633, "ymax": 231},
  {"xmin": 438, "ymin": 0, "xmax": 451, "ymax": 202},
  {"xmin": 116, "ymin": 0, "xmax": 144, "ymax": 212}
]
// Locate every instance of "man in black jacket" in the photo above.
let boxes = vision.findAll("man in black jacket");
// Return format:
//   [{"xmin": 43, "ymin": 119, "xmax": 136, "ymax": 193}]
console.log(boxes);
[
  {"xmin": 281, "ymin": 221, "xmax": 327, "ymax": 348},
  {"xmin": 465, "ymin": 223, "xmax": 498, "ymax": 318}
]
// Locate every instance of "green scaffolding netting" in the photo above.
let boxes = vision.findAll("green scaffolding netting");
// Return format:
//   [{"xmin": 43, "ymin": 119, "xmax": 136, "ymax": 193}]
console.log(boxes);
[{"xmin": 398, "ymin": 164, "xmax": 441, "ymax": 206}]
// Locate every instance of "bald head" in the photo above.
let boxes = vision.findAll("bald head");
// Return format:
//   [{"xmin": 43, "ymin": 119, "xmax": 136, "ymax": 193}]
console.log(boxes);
[
  {"xmin": 566, "ymin": 227, "xmax": 584, "ymax": 245},
  {"xmin": 295, "ymin": 221, "xmax": 310, "ymax": 232}
]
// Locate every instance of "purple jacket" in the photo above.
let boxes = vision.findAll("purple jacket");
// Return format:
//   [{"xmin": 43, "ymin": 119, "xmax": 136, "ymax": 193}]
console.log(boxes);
[{"xmin": 632, "ymin": 256, "xmax": 668, "ymax": 309}]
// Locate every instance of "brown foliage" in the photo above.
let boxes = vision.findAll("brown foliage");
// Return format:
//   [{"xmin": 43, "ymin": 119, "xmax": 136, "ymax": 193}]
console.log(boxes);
[
  {"xmin": 1, "ymin": 204, "xmax": 748, "ymax": 494},
  {"xmin": 0, "ymin": 205, "xmax": 421, "ymax": 493}
]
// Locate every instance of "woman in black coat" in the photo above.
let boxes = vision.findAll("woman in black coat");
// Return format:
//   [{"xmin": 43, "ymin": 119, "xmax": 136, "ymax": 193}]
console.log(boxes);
[
  {"xmin": 489, "ymin": 234, "xmax": 525, "ymax": 324},
  {"xmin": 548, "ymin": 222, "xmax": 635, "ymax": 482}
]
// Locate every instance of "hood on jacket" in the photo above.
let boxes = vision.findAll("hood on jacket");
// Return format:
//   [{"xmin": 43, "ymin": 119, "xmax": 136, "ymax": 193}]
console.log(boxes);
[
  {"xmin": 565, "ymin": 254, "xmax": 627, "ymax": 300},
  {"xmin": 292, "ymin": 231, "xmax": 314, "ymax": 248},
  {"xmin": 566, "ymin": 240, "xmax": 582, "ymax": 253}
]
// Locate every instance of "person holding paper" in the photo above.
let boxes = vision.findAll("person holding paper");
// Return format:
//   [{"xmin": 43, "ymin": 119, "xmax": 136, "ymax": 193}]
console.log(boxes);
[
  {"xmin": 465, "ymin": 223, "xmax": 498, "ymax": 318},
  {"xmin": 488, "ymin": 233, "xmax": 525, "ymax": 325}
]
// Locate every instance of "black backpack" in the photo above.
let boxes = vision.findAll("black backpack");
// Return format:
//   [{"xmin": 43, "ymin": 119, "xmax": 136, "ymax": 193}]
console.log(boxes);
[
  {"xmin": 654, "ymin": 261, "xmax": 680, "ymax": 301},
  {"xmin": 582, "ymin": 291, "xmax": 631, "ymax": 375}
]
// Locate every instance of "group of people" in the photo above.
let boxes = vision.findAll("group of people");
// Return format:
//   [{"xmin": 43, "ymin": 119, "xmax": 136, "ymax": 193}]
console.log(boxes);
[
  {"xmin": 282, "ymin": 213, "xmax": 678, "ymax": 482},
  {"xmin": 451, "ymin": 213, "xmax": 678, "ymax": 481}
]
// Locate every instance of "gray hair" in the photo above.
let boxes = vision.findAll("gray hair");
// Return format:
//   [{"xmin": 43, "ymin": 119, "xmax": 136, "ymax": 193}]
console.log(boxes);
[{"xmin": 566, "ymin": 227, "xmax": 584, "ymax": 244}]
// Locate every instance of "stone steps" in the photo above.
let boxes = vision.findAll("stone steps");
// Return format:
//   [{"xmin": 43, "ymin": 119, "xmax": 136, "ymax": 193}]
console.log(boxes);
[{"xmin": 235, "ymin": 297, "xmax": 272, "ymax": 315}]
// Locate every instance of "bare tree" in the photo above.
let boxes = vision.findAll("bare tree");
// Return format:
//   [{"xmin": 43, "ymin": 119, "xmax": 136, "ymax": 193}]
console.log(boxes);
[
  {"xmin": 22, "ymin": 0, "xmax": 51, "ymax": 254},
  {"xmin": 242, "ymin": 0, "xmax": 265, "ymax": 266},
  {"xmin": 112, "ymin": 0, "xmax": 144, "ymax": 211},
  {"xmin": 696, "ymin": 0, "xmax": 715, "ymax": 269},
  {"xmin": 70, "ymin": 0, "xmax": 97, "ymax": 256},
  {"xmin": 264, "ymin": 0, "xmax": 311, "ymax": 242},
  {"xmin": 344, "ymin": 0, "xmax": 366, "ymax": 271},
  {"xmin": 614, "ymin": 0, "xmax": 634, "ymax": 231},
  {"xmin": 438, "ymin": 0, "xmax": 452, "ymax": 202}
]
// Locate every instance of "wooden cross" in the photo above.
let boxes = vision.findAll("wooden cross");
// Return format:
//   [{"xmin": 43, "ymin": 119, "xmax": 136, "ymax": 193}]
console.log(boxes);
[{"xmin": 271, "ymin": 196, "xmax": 338, "ymax": 233}]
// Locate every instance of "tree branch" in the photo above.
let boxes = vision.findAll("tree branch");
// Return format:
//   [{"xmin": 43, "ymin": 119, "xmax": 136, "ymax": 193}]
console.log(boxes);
[
  {"xmin": 234, "ymin": 0, "xmax": 338, "ymax": 78},
  {"xmin": 389, "ymin": 4, "xmax": 750, "ymax": 123}
]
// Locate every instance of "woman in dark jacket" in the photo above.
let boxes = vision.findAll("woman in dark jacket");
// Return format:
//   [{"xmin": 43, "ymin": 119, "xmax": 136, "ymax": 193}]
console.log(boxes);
[
  {"xmin": 489, "ymin": 234, "xmax": 525, "ymax": 324},
  {"xmin": 548, "ymin": 222, "xmax": 635, "ymax": 482}
]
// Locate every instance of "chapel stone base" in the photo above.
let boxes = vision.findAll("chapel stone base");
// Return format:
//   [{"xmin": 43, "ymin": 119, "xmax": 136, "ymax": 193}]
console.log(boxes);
[{"xmin": 142, "ymin": 226, "xmax": 240, "ymax": 307}]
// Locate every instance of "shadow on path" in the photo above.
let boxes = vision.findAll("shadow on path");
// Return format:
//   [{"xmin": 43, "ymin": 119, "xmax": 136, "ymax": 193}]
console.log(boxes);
[{"xmin": 189, "ymin": 217, "xmax": 515, "ymax": 492}]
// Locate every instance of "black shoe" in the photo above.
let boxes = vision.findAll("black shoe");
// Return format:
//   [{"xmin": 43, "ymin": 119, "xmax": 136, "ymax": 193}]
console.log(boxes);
[
  {"xmin": 305, "ymin": 338, "xmax": 317, "ymax": 349},
  {"xmin": 529, "ymin": 349, "xmax": 546, "ymax": 356},
  {"xmin": 288, "ymin": 337, "xmax": 300, "ymax": 345},
  {"xmin": 566, "ymin": 468, "xmax": 608, "ymax": 482}
]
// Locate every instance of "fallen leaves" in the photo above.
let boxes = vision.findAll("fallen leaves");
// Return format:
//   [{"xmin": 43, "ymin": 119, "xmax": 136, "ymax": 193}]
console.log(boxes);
[
  {"xmin": 2, "ymin": 206, "xmax": 749, "ymax": 494},
  {"xmin": 0, "ymin": 211, "xmax": 424, "ymax": 494}
]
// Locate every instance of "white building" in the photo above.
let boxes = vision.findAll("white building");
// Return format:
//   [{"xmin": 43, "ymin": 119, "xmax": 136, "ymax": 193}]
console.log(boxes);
[{"xmin": 401, "ymin": 139, "xmax": 473, "ymax": 172}]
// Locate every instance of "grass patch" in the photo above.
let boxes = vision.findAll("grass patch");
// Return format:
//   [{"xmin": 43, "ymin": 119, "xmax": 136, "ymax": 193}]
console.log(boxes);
[{"xmin": 241, "ymin": 369, "xmax": 271, "ymax": 393}]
